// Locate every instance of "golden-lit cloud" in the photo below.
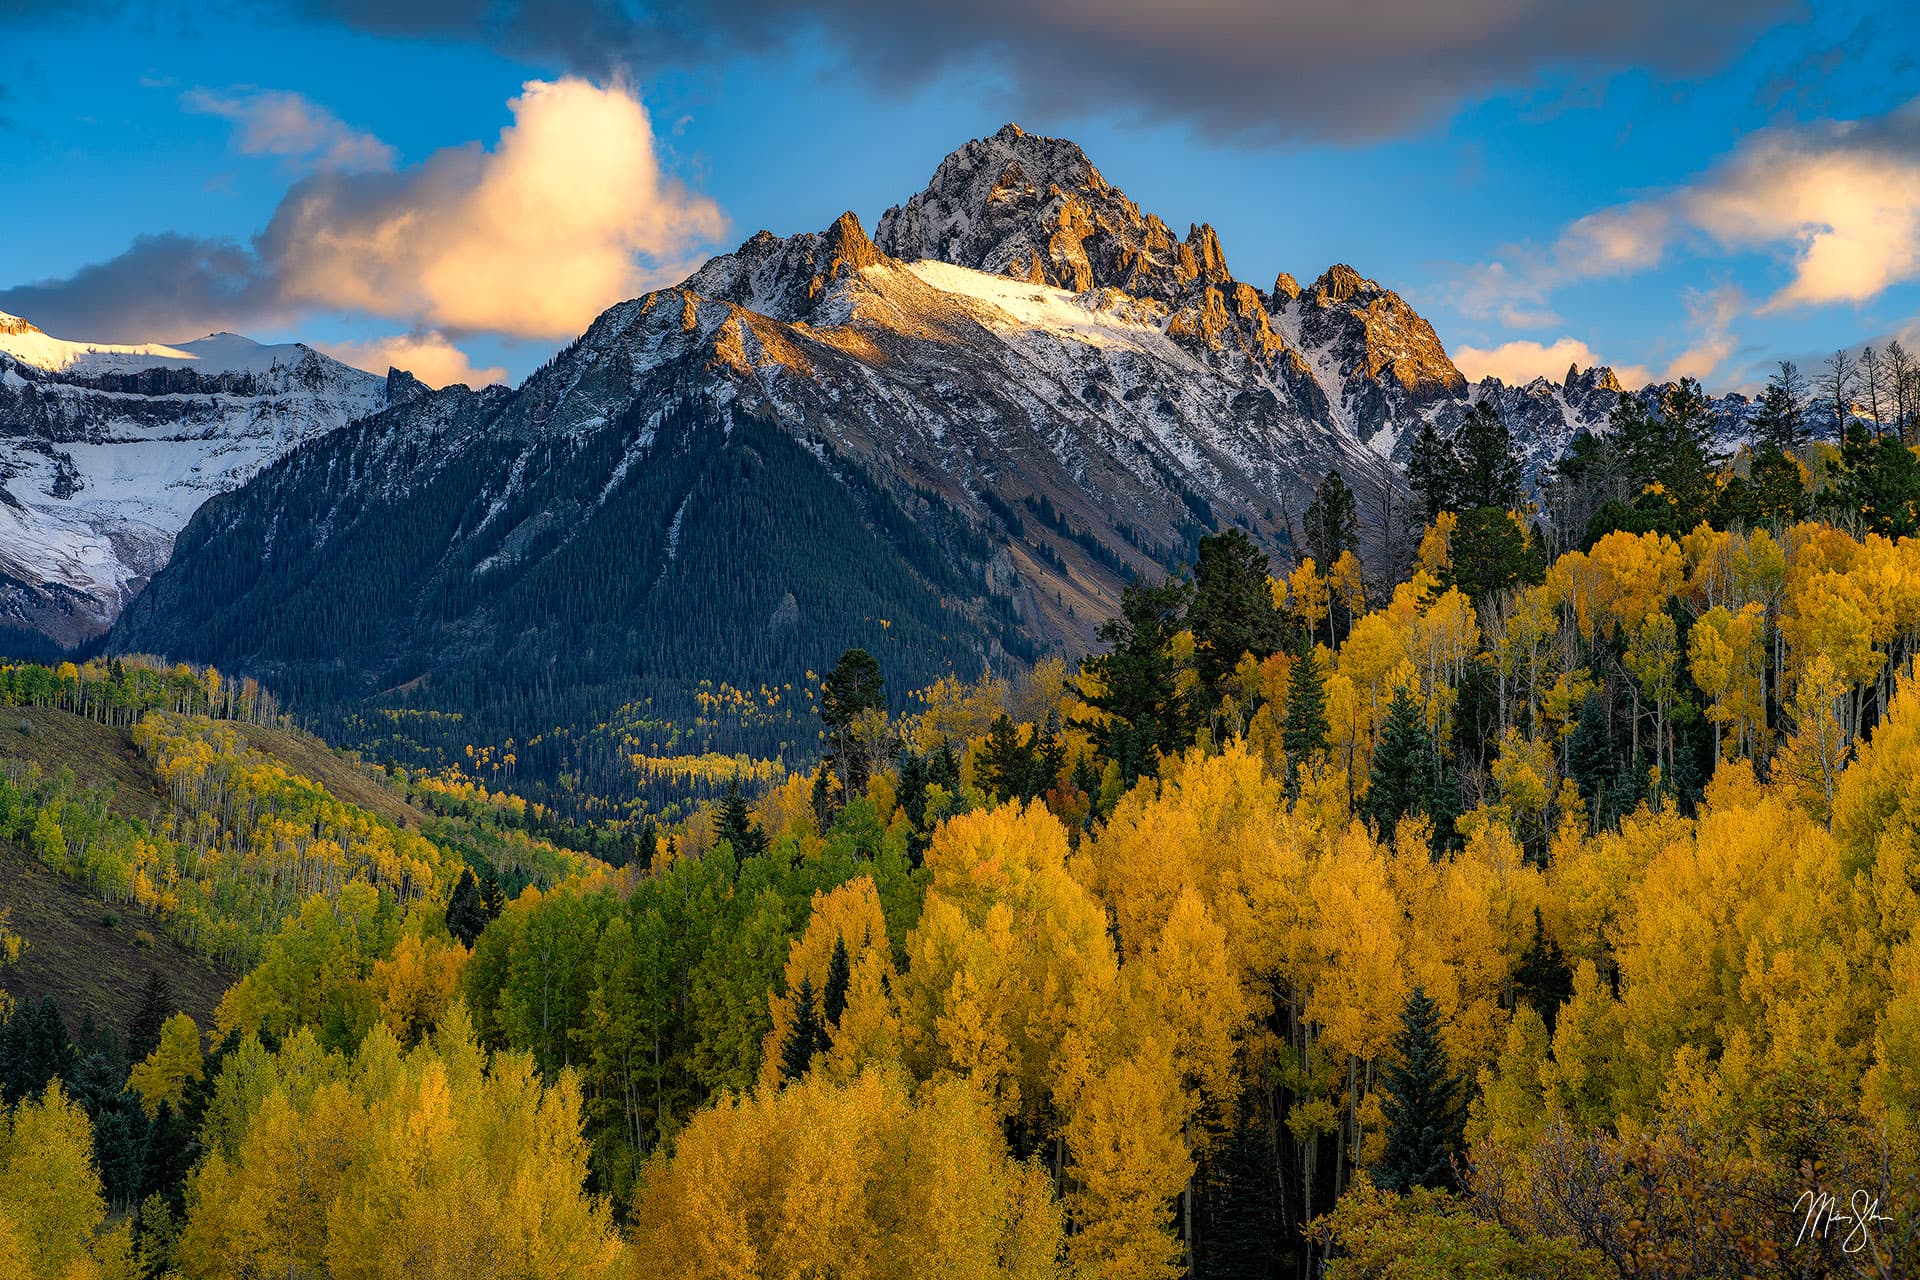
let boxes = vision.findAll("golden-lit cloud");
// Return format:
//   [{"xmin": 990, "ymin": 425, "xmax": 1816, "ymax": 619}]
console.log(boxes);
[
  {"xmin": 262, "ymin": 77, "xmax": 726, "ymax": 340},
  {"xmin": 1, "ymin": 78, "xmax": 727, "ymax": 349},
  {"xmin": 318, "ymin": 332, "xmax": 509, "ymax": 388},
  {"xmin": 182, "ymin": 86, "xmax": 395, "ymax": 172},
  {"xmin": 1453, "ymin": 336, "xmax": 1653, "ymax": 390},
  {"xmin": 1475, "ymin": 98, "xmax": 1920, "ymax": 315}
]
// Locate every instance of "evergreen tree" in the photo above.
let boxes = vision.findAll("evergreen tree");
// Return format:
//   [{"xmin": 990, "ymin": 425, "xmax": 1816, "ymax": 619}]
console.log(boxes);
[
  {"xmin": 1027, "ymin": 712, "xmax": 1065, "ymax": 802},
  {"xmin": 126, "ymin": 970, "xmax": 174, "ymax": 1065},
  {"xmin": 1187, "ymin": 528, "xmax": 1283, "ymax": 691},
  {"xmin": 714, "ymin": 780, "xmax": 768, "ymax": 857},
  {"xmin": 897, "ymin": 748, "xmax": 930, "ymax": 829},
  {"xmin": 1754, "ymin": 361, "xmax": 1807, "ymax": 452},
  {"xmin": 820, "ymin": 649, "xmax": 885, "ymax": 793},
  {"xmin": 1302, "ymin": 470, "xmax": 1358, "ymax": 571},
  {"xmin": 978, "ymin": 714, "xmax": 1034, "ymax": 804},
  {"xmin": 1445, "ymin": 507, "xmax": 1544, "ymax": 601},
  {"xmin": 822, "ymin": 935, "xmax": 851, "ymax": 1028},
  {"xmin": 779, "ymin": 975, "xmax": 824, "ymax": 1084},
  {"xmin": 478, "ymin": 865, "xmax": 506, "ymax": 917},
  {"xmin": 1407, "ymin": 421, "xmax": 1459, "ymax": 523},
  {"xmin": 1084, "ymin": 578, "xmax": 1192, "ymax": 783},
  {"xmin": 1566, "ymin": 690, "xmax": 1621, "ymax": 829},
  {"xmin": 1362, "ymin": 686, "xmax": 1438, "ymax": 837},
  {"xmin": 1374, "ymin": 986, "xmax": 1466, "ymax": 1193},
  {"xmin": 445, "ymin": 867, "xmax": 489, "ymax": 948},
  {"xmin": 1281, "ymin": 639, "xmax": 1329, "ymax": 799},
  {"xmin": 1514, "ymin": 908, "xmax": 1575, "ymax": 1034},
  {"xmin": 1, "ymin": 995, "xmax": 76, "ymax": 1103},
  {"xmin": 1452, "ymin": 402, "xmax": 1524, "ymax": 512}
]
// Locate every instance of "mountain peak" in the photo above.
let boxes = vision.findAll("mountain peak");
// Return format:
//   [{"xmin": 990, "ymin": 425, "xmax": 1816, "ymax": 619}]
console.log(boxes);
[
  {"xmin": 0, "ymin": 310, "xmax": 37, "ymax": 336},
  {"xmin": 1309, "ymin": 263, "xmax": 1374, "ymax": 305},
  {"xmin": 874, "ymin": 126, "xmax": 1223, "ymax": 300}
]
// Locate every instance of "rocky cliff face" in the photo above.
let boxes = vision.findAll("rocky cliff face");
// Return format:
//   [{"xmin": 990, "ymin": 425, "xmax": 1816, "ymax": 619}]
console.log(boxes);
[{"xmin": 0, "ymin": 317, "xmax": 403, "ymax": 645}]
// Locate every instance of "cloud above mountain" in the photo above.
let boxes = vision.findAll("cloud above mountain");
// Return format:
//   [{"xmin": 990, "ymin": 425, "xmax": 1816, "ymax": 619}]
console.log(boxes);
[
  {"xmin": 288, "ymin": 0, "xmax": 1789, "ymax": 144},
  {"xmin": 318, "ymin": 331, "xmax": 508, "ymax": 387},
  {"xmin": 1452, "ymin": 336, "xmax": 1654, "ymax": 391},
  {"xmin": 181, "ymin": 86, "xmax": 395, "ymax": 172},
  {"xmin": 1472, "ymin": 97, "xmax": 1920, "ymax": 315},
  {"xmin": 0, "ymin": 77, "xmax": 725, "ymax": 344}
]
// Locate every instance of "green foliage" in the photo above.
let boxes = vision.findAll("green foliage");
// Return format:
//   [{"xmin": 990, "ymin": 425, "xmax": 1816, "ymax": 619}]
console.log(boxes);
[
  {"xmin": 1188, "ymin": 528, "xmax": 1284, "ymax": 691},
  {"xmin": 778, "ymin": 975, "xmax": 824, "ymax": 1084},
  {"xmin": 1282, "ymin": 638, "xmax": 1328, "ymax": 799},
  {"xmin": 1303, "ymin": 469, "xmax": 1359, "ymax": 571},
  {"xmin": 1374, "ymin": 987, "xmax": 1466, "ymax": 1194},
  {"xmin": 1362, "ymin": 686, "xmax": 1443, "ymax": 839},
  {"xmin": 1083, "ymin": 578, "xmax": 1192, "ymax": 784}
]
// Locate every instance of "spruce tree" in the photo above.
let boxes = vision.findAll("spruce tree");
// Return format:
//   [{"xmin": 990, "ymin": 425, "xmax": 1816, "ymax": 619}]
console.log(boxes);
[
  {"xmin": 1407, "ymin": 421, "xmax": 1459, "ymax": 523},
  {"xmin": 1515, "ymin": 908, "xmax": 1575, "ymax": 1033},
  {"xmin": 1302, "ymin": 470, "xmax": 1358, "ymax": 571},
  {"xmin": 1188, "ymin": 527, "xmax": 1283, "ymax": 690},
  {"xmin": 779, "ymin": 976, "xmax": 824, "ymax": 1084},
  {"xmin": 127, "ymin": 970, "xmax": 174, "ymax": 1065},
  {"xmin": 1084, "ymin": 578, "xmax": 1192, "ymax": 783},
  {"xmin": 1374, "ymin": 986, "xmax": 1466, "ymax": 1193},
  {"xmin": 445, "ymin": 867, "xmax": 489, "ymax": 948},
  {"xmin": 1452, "ymin": 402, "xmax": 1524, "ymax": 511},
  {"xmin": 978, "ymin": 714, "xmax": 1034, "ymax": 803},
  {"xmin": 1362, "ymin": 685, "xmax": 1437, "ymax": 836},
  {"xmin": 1281, "ymin": 639, "xmax": 1329, "ymax": 800},
  {"xmin": 822, "ymin": 935, "xmax": 851, "ymax": 1027},
  {"xmin": 1754, "ymin": 360, "xmax": 1807, "ymax": 452},
  {"xmin": 714, "ymin": 780, "xmax": 768, "ymax": 857}
]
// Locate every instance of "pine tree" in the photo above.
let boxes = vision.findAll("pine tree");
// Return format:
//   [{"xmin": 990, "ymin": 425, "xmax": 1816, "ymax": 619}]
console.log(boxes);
[
  {"xmin": 1281, "ymin": 639, "xmax": 1329, "ymax": 800},
  {"xmin": 1, "ymin": 995, "xmax": 76, "ymax": 1103},
  {"xmin": 1754, "ymin": 360, "xmax": 1807, "ymax": 452},
  {"xmin": 1452, "ymin": 402, "xmax": 1524, "ymax": 511},
  {"xmin": 1084, "ymin": 578, "xmax": 1192, "ymax": 783},
  {"xmin": 1362, "ymin": 685, "xmax": 1438, "ymax": 836},
  {"xmin": 1514, "ymin": 908, "xmax": 1574, "ymax": 1033},
  {"xmin": 445, "ymin": 867, "xmax": 489, "ymax": 948},
  {"xmin": 1302, "ymin": 470, "xmax": 1358, "ymax": 571},
  {"xmin": 1187, "ymin": 527, "xmax": 1283, "ymax": 690},
  {"xmin": 1407, "ymin": 421, "xmax": 1459, "ymax": 523},
  {"xmin": 978, "ymin": 714, "xmax": 1034, "ymax": 804},
  {"xmin": 820, "ymin": 649, "xmax": 885, "ymax": 793},
  {"xmin": 822, "ymin": 936, "xmax": 851, "ymax": 1028},
  {"xmin": 1374, "ymin": 986, "xmax": 1466, "ymax": 1193},
  {"xmin": 779, "ymin": 976, "xmax": 824, "ymax": 1084},
  {"xmin": 714, "ymin": 780, "xmax": 768, "ymax": 857},
  {"xmin": 126, "ymin": 971, "xmax": 174, "ymax": 1065}
]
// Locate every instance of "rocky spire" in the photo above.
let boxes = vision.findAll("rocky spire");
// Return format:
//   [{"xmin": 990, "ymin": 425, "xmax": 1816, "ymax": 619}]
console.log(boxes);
[{"xmin": 874, "ymin": 124, "xmax": 1228, "ymax": 301}]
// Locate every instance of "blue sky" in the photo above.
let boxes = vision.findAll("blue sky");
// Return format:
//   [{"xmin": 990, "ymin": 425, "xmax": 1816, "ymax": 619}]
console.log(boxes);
[{"xmin": 4, "ymin": 0, "xmax": 1918, "ymax": 392}]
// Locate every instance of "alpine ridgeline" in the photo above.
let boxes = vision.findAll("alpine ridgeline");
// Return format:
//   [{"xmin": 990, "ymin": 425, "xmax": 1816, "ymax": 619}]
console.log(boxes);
[
  {"xmin": 1, "ymin": 311, "xmax": 423, "ymax": 647},
  {"xmin": 108, "ymin": 126, "xmax": 1628, "ymax": 780}
]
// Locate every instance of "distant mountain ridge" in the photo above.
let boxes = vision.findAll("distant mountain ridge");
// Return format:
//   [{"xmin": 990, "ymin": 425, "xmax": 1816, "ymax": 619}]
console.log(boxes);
[{"xmin": 0, "ymin": 312, "xmax": 421, "ymax": 645}]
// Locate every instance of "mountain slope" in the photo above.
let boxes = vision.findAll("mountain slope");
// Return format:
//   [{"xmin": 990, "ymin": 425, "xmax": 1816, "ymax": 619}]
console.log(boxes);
[
  {"xmin": 109, "ymin": 124, "xmax": 1654, "ymax": 793},
  {"xmin": 0, "ymin": 312, "xmax": 416, "ymax": 645}
]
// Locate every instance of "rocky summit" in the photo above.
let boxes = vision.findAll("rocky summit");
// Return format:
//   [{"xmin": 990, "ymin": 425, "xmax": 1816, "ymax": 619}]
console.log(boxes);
[{"xmin": 80, "ymin": 125, "xmax": 1677, "ymax": 767}]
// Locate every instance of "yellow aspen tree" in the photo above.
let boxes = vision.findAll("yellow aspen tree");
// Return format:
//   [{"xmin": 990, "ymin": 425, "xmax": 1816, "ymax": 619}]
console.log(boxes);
[
  {"xmin": 1063, "ymin": 1037, "xmax": 1193, "ymax": 1280},
  {"xmin": 128, "ymin": 1012, "xmax": 204, "ymax": 1118}
]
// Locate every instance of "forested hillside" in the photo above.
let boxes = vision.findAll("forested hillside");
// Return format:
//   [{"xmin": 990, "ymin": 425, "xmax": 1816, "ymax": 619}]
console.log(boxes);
[{"xmin": 8, "ymin": 376, "xmax": 1920, "ymax": 1276}]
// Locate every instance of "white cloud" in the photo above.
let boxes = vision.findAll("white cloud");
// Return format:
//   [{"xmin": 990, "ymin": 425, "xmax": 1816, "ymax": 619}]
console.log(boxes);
[
  {"xmin": 318, "ymin": 332, "xmax": 508, "ymax": 388},
  {"xmin": 1452, "ymin": 336, "xmax": 1653, "ymax": 390},
  {"xmin": 261, "ymin": 77, "xmax": 727, "ymax": 340},
  {"xmin": 1478, "ymin": 98, "xmax": 1920, "ymax": 314},
  {"xmin": 183, "ymin": 86, "xmax": 395, "ymax": 172},
  {"xmin": 5, "ymin": 78, "xmax": 728, "ymax": 353}
]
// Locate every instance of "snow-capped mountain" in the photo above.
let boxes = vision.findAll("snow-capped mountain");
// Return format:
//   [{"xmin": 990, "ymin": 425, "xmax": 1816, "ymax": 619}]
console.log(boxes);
[
  {"xmin": 104, "ymin": 125, "xmax": 1715, "ymax": 762},
  {"xmin": 0, "ymin": 311, "xmax": 417, "ymax": 645}
]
